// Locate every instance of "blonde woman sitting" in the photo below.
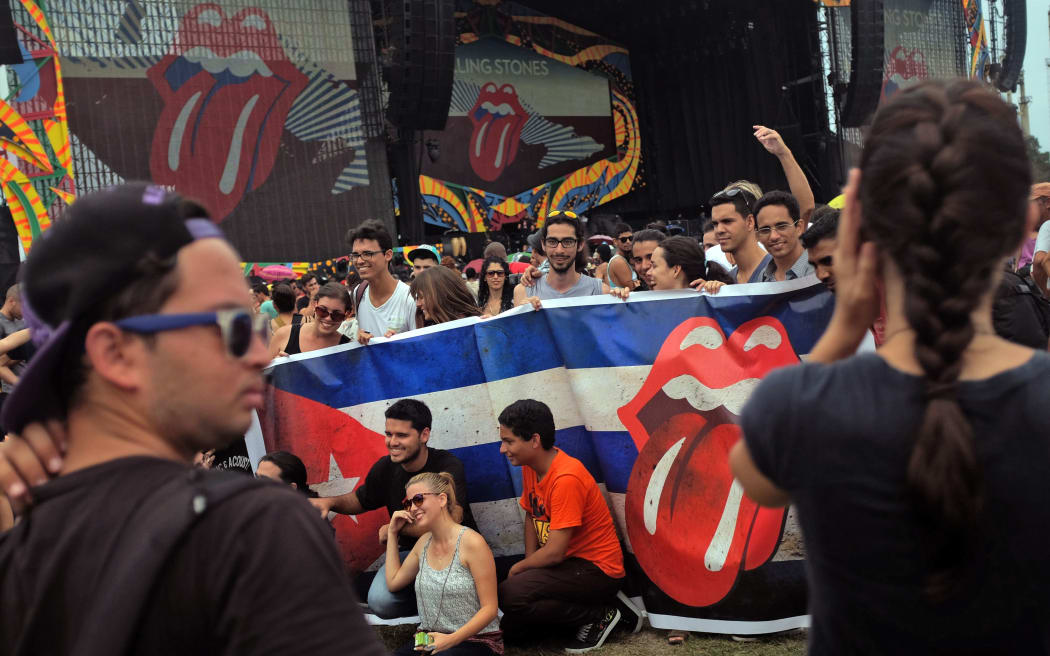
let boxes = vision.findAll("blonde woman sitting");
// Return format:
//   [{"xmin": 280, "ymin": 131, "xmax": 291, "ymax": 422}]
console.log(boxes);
[{"xmin": 386, "ymin": 472, "xmax": 502, "ymax": 656}]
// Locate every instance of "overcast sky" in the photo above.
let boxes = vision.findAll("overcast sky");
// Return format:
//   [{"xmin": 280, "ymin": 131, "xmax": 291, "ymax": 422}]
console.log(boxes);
[{"xmin": 1023, "ymin": 0, "xmax": 1050, "ymax": 148}]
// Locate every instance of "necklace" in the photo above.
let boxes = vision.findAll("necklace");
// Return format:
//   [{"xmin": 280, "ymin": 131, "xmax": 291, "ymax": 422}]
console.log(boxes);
[{"xmin": 417, "ymin": 527, "xmax": 464, "ymax": 630}]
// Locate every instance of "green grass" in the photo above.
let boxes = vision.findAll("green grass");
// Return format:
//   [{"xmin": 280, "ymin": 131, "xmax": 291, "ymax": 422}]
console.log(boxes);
[{"xmin": 375, "ymin": 624, "xmax": 807, "ymax": 655}]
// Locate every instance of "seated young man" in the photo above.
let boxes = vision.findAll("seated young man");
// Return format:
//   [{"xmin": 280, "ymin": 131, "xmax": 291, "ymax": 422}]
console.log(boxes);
[
  {"xmin": 496, "ymin": 400, "xmax": 638, "ymax": 653},
  {"xmin": 311, "ymin": 398, "xmax": 475, "ymax": 619}
]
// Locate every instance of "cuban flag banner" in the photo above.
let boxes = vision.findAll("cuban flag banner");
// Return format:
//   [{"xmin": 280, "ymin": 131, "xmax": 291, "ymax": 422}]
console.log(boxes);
[{"xmin": 257, "ymin": 278, "xmax": 834, "ymax": 633}]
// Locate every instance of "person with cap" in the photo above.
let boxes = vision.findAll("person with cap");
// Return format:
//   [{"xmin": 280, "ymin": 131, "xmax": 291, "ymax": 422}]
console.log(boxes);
[
  {"xmin": 408, "ymin": 244, "xmax": 440, "ymax": 278},
  {"xmin": 526, "ymin": 230, "xmax": 550, "ymax": 273},
  {"xmin": 483, "ymin": 240, "xmax": 508, "ymax": 262},
  {"xmin": 0, "ymin": 183, "xmax": 385, "ymax": 656}
]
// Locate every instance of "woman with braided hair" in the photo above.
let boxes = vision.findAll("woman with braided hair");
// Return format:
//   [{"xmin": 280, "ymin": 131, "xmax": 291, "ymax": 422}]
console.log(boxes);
[{"xmin": 731, "ymin": 79, "xmax": 1050, "ymax": 653}]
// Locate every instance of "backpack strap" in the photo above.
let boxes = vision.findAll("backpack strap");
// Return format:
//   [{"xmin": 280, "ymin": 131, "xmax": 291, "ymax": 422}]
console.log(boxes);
[
  {"xmin": 69, "ymin": 469, "xmax": 258, "ymax": 656},
  {"xmin": 353, "ymin": 280, "xmax": 370, "ymax": 316}
]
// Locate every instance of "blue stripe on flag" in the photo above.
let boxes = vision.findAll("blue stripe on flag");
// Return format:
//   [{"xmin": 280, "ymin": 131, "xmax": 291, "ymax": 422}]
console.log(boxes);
[
  {"xmin": 450, "ymin": 428, "xmax": 638, "ymax": 505},
  {"xmin": 271, "ymin": 324, "xmax": 489, "ymax": 407},
  {"xmin": 454, "ymin": 441, "xmax": 519, "ymax": 503},
  {"xmin": 270, "ymin": 286, "xmax": 833, "ymax": 409},
  {"xmin": 542, "ymin": 285, "xmax": 831, "ymax": 369}
]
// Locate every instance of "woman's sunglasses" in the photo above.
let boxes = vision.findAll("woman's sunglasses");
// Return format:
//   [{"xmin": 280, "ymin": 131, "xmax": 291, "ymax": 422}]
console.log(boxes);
[
  {"xmin": 486, "ymin": 270, "xmax": 506, "ymax": 278},
  {"xmin": 315, "ymin": 305, "xmax": 347, "ymax": 323},
  {"xmin": 115, "ymin": 309, "xmax": 268, "ymax": 359},
  {"xmin": 402, "ymin": 492, "xmax": 440, "ymax": 510}
]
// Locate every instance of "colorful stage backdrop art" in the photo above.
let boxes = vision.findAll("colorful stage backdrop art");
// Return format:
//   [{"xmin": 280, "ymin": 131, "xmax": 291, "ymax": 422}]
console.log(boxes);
[
  {"xmin": 259, "ymin": 281, "xmax": 834, "ymax": 632},
  {"xmin": 6, "ymin": 0, "xmax": 390, "ymax": 261},
  {"xmin": 418, "ymin": 0, "xmax": 641, "ymax": 234}
]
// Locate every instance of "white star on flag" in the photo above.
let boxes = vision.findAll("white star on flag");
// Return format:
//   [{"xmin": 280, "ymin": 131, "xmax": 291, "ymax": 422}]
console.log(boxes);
[{"xmin": 311, "ymin": 454, "xmax": 360, "ymax": 524}]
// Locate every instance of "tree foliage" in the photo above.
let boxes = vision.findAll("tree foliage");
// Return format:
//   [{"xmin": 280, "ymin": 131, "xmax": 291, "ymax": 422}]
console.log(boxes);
[{"xmin": 1027, "ymin": 136, "xmax": 1050, "ymax": 183}]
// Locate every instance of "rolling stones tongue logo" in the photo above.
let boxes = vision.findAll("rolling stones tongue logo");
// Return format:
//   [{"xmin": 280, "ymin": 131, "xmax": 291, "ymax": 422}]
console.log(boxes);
[
  {"xmin": 619, "ymin": 317, "xmax": 798, "ymax": 607},
  {"xmin": 147, "ymin": 3, "xmax": 308, "ymax": 221},
  {"xmin": 881, "ymin": 46, "xmax": 929, "ymax": 101},
  {"xmin": 468, "ymin": 82, "xmax": 527, "ymax": 182}
]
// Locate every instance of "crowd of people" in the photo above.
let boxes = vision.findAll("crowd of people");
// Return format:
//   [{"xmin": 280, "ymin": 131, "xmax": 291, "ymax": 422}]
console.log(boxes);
[{"xmin": 0, "ymin": 79, "xmax": 1049, "ymax": 656}]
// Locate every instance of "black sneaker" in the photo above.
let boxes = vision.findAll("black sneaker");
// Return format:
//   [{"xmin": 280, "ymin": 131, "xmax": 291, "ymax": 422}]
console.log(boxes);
[
  {"xmin": 564, "ymin": 607, "xmax": 621, "ymax": 653},
  {"xmin": 614, "ymin": 591, "xmax": 644, "ymax": 634}
]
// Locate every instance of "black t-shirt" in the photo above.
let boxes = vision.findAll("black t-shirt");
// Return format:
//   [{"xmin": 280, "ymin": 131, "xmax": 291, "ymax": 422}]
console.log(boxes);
[
  {"xmin": 355, "ymin": 447, "xmax": 476, "ymax": 551},
  {"xmin": 211, "ymin": 437, "xmax": 253, "ymax": 474},
  {"xmin": 0, "ymin": 456, "xmax": 386, "ymax": 656},
  {"xmin": 741, "ymin": 353, "xmax": 1050, "ymax": 654}
]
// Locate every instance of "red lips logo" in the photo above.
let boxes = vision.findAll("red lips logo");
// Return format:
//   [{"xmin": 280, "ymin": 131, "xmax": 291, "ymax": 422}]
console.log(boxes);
[
  {"xmin": 468, "ymin": 82, "xmax": 527, "ymax": 181},
  {"xmin": 147, "ymin": 3, "xmax": 308, "ymax": 221},
  {"xmin": 881, "ymin": 46, "xmax": 929, "ymax": 101},
  {"xmin": 619, "ymin": 317, "xmax": 798, "ymax": 607},
  {"xmin": 259, "ymin": 387, "xmax": 389, "ymax": 573}
]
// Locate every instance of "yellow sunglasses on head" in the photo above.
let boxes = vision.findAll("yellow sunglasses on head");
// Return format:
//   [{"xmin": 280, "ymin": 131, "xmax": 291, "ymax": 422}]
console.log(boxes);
[{"xmin": 546, "ymin": 209, "xmax": 578, "ymax": 219}]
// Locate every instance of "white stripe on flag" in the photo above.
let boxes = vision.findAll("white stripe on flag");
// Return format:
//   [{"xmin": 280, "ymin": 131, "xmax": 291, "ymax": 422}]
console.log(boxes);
[{"xmin": 340, "ymin": 366, "xmax": 651, "ymax": 451}]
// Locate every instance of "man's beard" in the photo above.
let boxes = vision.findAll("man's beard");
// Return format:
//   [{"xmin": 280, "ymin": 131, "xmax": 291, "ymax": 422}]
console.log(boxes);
[
  {"xmin": 395, "ymin": 440, "xmax": 422, "ymax": 463},
  {"xmin": 550, "ymin": 255, "xmax": 576, "ymax": 274}
]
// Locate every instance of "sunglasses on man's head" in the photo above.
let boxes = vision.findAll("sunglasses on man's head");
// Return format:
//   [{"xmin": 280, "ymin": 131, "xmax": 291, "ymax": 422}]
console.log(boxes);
[
  {"xmin": 314, "ymin": 305, "xmax": 347, "ymax": 323},
  {"xmin": 402, "ymin": 492, "xmax": 439, "ymax": 510},
  {"xmin": 546, "ymin": 209, "xmax": 578, "ymax": 219},
  {"xmin": 115, "ymin": 309, "xmax": 268, "ymax": 359},
  {"xmin": 709, "ymin": 188, "xmax": 755, "ymax": 213}
]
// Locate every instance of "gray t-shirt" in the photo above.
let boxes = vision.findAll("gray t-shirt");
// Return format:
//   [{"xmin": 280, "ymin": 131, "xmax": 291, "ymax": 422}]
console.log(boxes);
[
  {"xmin": 534, "ymin": 273, "xmax": 604, "ymax": 300},
  {"xmin": 0, "ymin": 312, "xmax": 25, "ymax": 394}
]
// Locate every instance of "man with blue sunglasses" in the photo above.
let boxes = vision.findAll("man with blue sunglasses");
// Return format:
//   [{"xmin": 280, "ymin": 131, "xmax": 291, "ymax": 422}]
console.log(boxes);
[{"xmin": 0, "ymin": 184, "xmax": 384, "ymax": 656}]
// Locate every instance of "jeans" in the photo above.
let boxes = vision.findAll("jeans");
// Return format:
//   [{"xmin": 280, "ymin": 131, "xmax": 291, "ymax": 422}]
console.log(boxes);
[{"xmin": 368, "ymin": 550, "xmax": 418, "ymax": 619}]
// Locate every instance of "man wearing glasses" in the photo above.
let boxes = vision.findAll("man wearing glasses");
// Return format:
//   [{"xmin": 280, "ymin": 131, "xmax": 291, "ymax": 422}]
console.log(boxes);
[
  {"xmin": 514, "ymin": 211, "xmax": 609, "ymax": 308},
  {"xmin": 0, "ymin": 184, "xmax": 385, "ymax": 655},
  {"xmin": 345, "ymin": 219, "xmax": 418, "ymax": 344},
  {"xmin": 311, "ymin": 399, "xmax": 475, "ymax": 619},
  {"xmin": 607, "ymin": 221, "xmax": 638, "ymax": 290},
  {"xmin": 753, "ymin": 191, "xmax": 814, "ymax": 283}
]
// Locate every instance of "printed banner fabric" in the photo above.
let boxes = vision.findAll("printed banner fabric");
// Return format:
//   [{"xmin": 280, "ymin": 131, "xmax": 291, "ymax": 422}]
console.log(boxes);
[{"xmin": 259, "ymin": 279, "xmax": 834, "ymax": 632}]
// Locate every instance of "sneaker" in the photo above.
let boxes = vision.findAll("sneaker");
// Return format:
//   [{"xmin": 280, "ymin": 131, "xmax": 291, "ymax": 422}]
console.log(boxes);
[
  {"xmin": 564, "ymin": 608, "xmax": 621, "ymax": 653},
  {"xmin": 614, "ymin": 591, "xmax": 644, "ymax": 634}
]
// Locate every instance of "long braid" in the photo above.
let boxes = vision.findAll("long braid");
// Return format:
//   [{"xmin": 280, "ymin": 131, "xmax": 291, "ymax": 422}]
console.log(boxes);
[{"xmin": 859, "ymin": 80, "xmax": 1031, "ymax": 597}]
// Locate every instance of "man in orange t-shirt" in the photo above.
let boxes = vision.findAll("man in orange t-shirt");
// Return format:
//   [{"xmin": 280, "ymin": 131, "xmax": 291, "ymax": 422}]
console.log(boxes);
[{"xmin": 496, "ymin": 400, "xmax": 637, "ymax": 654}]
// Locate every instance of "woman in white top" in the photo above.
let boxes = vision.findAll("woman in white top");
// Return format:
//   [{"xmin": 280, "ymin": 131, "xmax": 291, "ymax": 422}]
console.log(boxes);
[{"xmin": 385, "ymin": 472, "xmax": 502, "ymax": 656}]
